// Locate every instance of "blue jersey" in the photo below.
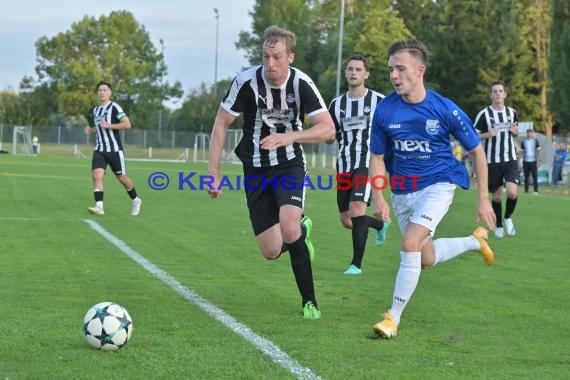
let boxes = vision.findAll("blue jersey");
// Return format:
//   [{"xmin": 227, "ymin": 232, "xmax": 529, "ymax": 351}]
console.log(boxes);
[{"xmin": 370, "ymin": 89, "xmax": 480, "ymax": 194}]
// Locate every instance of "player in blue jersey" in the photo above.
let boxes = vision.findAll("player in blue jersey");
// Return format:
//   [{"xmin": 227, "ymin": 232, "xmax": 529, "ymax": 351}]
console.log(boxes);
[{"xmin": 368, "ymin": 39, "xmax": 496, "ymax": 339}]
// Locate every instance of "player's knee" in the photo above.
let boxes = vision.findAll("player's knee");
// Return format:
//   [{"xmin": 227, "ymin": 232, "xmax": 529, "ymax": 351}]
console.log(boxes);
[
  {"xmin": 261, "ymin": 250, "xmax": 281, "ymax": 260},
  {"xmin": 340, "ymin": 215, "xmax": 352, "ymax": 229},
  {"xmin": 280, "ymin": 221, "xmax": 301, "ymax": 243},
  {"xmin": 401, "ymin": 237, "xmax": 423, "ymax": 252}
]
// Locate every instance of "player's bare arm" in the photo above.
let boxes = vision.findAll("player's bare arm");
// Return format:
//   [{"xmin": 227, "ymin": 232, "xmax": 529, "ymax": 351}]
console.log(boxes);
[
  {"xmin": 509, "ymin": 122, "xmax": 519, "ymax": 136},
  {"xmin": 471, "ymin": 144, "xmax": 496, "ymax": 230},
  {"xmin": 478, "ymin": 127, "xmax": 497, "ymax": 139},
  {"xmin": 207, "ymin": 107, "xmax": 236, "ymax": 199},
  {"xmin": 101, "ymin": 117, "xmax": 131, "ymax": 130},
  {"xmin": 369, "ymin": 153, "xmax": 391, "ymax": 222},
  {"xmin": 260, "ymin": 111, "xmax": 335, "ymax": 150},
  {"xmin": 84, "ymin": 126, "xmax": 94, "ymax": 135}
]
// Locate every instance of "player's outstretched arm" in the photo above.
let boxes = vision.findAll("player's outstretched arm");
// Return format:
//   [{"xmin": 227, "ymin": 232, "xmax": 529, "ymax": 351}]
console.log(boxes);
[
  {"xmin": 471, "ymin": 144, "xmax": 496, "ymax": 230},
  {"xmin": 207, "ymin": 107, "xmax": 236, "ymax": 199}
]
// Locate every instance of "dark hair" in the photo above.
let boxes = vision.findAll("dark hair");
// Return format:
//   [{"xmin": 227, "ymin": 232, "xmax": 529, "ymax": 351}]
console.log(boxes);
[
  {"xmin": 345, "ymin": 54, "xmax": 369, "ymax": 71},
  {"xmin": 263, "ymin": 25, "xmax": 296, "ymax": 54},
  {"xmin": 96, "ymin": 80, "xmax": 112, "ymax": 91},
  {"xmin": 491, "ymin": 80, "xmax": 507, "ymax": 91},
  {"xmin": 388, "ymin": 39, "xmax": 429, "ymax": 66}
]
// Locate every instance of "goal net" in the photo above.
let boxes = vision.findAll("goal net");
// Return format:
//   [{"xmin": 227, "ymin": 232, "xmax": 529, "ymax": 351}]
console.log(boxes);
[
  {"xmin": 222, "ymin": 129, "xmax": 243, "ymax": 164},
  {"xmin": 12, "ymin": 126, "xmax": 34, "ymax": 155}
]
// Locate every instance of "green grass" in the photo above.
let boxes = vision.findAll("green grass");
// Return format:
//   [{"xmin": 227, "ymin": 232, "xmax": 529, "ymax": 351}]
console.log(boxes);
[{"xmin": 1, "ymin": 153, "xmax": 569, "ymax": 379}]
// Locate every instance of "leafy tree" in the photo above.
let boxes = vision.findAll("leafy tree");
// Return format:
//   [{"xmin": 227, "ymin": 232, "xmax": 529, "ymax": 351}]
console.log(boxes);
[
  {"xmin": 395, "ymin": 0, "xmax": 552, "ymax": 131},
  {"xmin": 549, "ymin": 0, "xmax": 570, "ymax": 134},
  {"xmin": 0, "ymin": 91, "xmax": 24, "ymax": 125},
  {"xmin": 520, "ymin": 0, "xmax": 553, "ymax": 135},
  {"xmin": 236, "ymin": 0, "xmax": 323, "ymax": 82},
  {"xmin": 30, "ymin": 10, "xmax": 182, "ymax": 129},
  {"xmin": 170, "ymin": 79, "xmax": 235, "ymax": 132},
  {"xmin": 236, "ymin": 0, "xmax": 411, "ymax": 104},
  {"xmin": 318, "ymin": 0, "xmax": 411, "ymax": 100}
]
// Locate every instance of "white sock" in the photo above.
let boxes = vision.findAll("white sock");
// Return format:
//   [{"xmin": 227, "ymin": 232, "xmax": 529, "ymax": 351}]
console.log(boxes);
[
  {"xmin": 95, "ymin": 201, "xmax": 103, "ymax": 209},
  {"xmin": 389, "ymin": 252, "xmax": 421, "ymax": 324},
  {"xmin": 432, "ymin": 236, "xmax": 479, "ymax": 266}
]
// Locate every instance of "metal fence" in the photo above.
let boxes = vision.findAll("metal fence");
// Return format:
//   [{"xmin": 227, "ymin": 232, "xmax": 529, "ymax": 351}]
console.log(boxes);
[{"xmin": 0, "ymin": 124, "xmax": 338, "ymax": 168}]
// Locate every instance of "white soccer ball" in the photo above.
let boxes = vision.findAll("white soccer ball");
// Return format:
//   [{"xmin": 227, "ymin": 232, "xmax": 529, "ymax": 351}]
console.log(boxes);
[{"xmin": 83, "ymin": 302, "xmax": 133, "ymax": 351}]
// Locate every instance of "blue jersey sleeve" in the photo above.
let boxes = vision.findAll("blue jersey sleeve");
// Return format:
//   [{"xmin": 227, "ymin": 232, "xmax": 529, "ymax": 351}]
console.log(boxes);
[
  {"xmin": 370, "ymin": 102, "xmax": 386, "ymax": 155},
  {"xmin": 447, "ymin": 102, "xmax": 480, "ymax": 151}
]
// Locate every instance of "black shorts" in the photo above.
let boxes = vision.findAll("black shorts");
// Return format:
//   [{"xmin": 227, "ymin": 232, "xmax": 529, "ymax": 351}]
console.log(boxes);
[
  {"xmin": 91, "ymin": 150, "xmax": 126, "ymax": 175},
  {"xmin": 244, "ymin": 158, "xmax": 306, "ymax": 236},
  {"xmin": 336, "ymin": 167, "xmax": 371, "ymax": 213},
  {"xmin": 488, "ymin": 161, "xmax": 519, "ymax": 192}
]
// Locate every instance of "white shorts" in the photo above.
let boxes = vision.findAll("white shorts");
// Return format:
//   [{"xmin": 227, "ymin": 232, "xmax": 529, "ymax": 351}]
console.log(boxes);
[{"xmin": 392, "ymin": 182, "xmax": 456, "ymax": 236}]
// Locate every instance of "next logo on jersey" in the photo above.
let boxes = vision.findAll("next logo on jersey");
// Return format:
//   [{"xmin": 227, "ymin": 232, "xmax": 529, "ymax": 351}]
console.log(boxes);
[{"xmin": 393, "ymin": 139, "xmax": 432, "ymax": 153}]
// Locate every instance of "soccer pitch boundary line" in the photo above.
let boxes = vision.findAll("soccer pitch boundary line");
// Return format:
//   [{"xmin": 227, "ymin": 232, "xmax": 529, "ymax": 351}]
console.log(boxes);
[{"xmin": 83, "ymin": 219, "xmax": 321, "ymax": 380}]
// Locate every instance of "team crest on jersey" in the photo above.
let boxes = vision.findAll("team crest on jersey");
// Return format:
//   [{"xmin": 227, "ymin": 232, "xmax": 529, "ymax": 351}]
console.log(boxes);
[
  {"xmin": 286, "ymin": 93, "xmax": 295, "ymax": 103},
  {"xmin": 425, "ymin": 119, "xmax": 440, "ymax": 135},
  {"xmin": 364, "ymin": 106, "xmax": 371, "ymax": 114}
]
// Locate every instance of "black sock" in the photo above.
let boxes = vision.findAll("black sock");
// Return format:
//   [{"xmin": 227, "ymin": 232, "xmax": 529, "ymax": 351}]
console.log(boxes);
[
  {"xmin": 492, "ymin": 200, "xmax": 503, "ymax": 227},
  {"xmin": 351, "ymin": 215, "xmax": 368, "ymax": 268},
  {"xmin": 288, "ymin": 224, "xmax": 317, "ymax": 308},
  {"xmin": 505, "ymin": 197, "xmax": 517, "ymax": 219},
  {"xmin": 365, "ymin": 215, "xmax": 384, "ymax": 231},
  {"xmin": 127, "ymin": 188, "xmax": 138, "ymax": 200},
  {"xmin": 94, "ymin": 190, "xmax": 104, "ymax": 202}
]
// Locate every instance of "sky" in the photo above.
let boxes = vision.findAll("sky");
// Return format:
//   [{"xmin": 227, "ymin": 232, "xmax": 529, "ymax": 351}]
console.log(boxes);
[{"xmin": 0, "ymin": 0, "xmax": 256, "ymax": 108}]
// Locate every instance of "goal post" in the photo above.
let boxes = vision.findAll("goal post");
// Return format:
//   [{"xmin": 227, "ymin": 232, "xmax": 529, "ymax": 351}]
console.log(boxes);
[
  {"xmin": 12, "ymin": 126, "xmax": 34, "ymax": 155},
  {"xmin": 222, "ymin": 129, "xmax": 243, "ymax": 163}
]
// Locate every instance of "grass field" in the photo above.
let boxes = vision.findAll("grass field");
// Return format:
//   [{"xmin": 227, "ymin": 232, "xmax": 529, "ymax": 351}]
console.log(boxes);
[{"xmin": 1, "ymin": 153, "xmax": 569, "ymax": 379}]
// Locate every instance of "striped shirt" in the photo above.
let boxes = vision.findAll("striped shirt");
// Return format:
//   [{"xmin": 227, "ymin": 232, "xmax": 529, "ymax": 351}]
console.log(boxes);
[
  {"xmin": 474, "ymin": 106, "xmax": 518, "ymax": 163},
  {"xmin": 521, "ymin": 138, "xmax": 540, "ymax": 162},
  {"xmin": 221, "ymin": 65, "xmax": 328, "ymax": 167},
  {"xmin": 329, "ymin": 89, "xmax": 384, "ymax": 173},
  {"xmin": 92, "ymin": 101, "xmax": 127, "ymax": 152}
]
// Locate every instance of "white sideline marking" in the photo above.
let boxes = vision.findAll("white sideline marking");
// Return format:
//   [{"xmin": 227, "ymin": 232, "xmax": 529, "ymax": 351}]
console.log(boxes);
[{"xmin": 84, "ymin": 219, "xmax": 320, "ymax": 380}]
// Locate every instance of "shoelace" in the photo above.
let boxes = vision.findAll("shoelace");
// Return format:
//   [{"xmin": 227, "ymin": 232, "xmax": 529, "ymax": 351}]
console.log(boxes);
[{"xmin": 378, "ymin": 311, "xmax": 392, "ymax": 320}]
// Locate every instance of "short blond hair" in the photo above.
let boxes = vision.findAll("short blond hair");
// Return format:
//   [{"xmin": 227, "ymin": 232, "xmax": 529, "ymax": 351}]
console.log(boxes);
[{"xmin": 263, "ymin": 25, "xmax": 296, "ymax": 54}]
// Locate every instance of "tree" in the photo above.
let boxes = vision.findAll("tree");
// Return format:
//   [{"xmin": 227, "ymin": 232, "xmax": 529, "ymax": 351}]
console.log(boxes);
[
  {"xmin": 0, "ymin": 91, "xmax": 24, "ymax": 125},
  {"xmin": 170, "ymin": 79, "xmax": 235, "ymax": 132},
  {"xmin": 236, "ymin": 0, "xmax": 411, "ymax": 103},
  {"xmin": 318, "ymin": 0, "xmax": 411, "ymax": 100},
  {"xmin": 549, "ymin": 0, "xmax": 570, "ymax": 134},
  {"xmin": 522, "ymin": 0, "xmax": 553, "ymax": 135},
  {"xmin": 236, "ymin": 0, "xmax": 323, "ymax": 83},
  {"xmin": 395, "ymin": 0, "xmax": 552, "ymax": 131},
  {"xmin": 30, "ymin": 10, "xmax": 182, "ymax": 129}
]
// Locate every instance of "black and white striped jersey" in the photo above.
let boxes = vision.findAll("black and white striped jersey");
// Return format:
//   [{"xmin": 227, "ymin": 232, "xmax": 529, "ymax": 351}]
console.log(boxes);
[
  {"xmin": 474, "ymin": 106, "xmax": 518, "ymax": 163},
  {"xmin": 521, "ymin": 138, "xmax": 540, "ymax": 162},
  {"xmin": 92, "ymin": 102, "xmax": 127, "ymax": 152},
  {"xmin": 329, "ymin": 89, "xmax": 384, "ymax": 173},
  {"xmin": 221, "ymin": 65, "xmax": 328, "ymax": 167}
]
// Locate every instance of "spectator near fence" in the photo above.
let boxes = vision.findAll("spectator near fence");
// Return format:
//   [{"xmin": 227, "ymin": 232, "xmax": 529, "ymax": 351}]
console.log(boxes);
[
  {"xmin": 520, "ymin": 129, "xmax": 541, "ymax": 194},
  {"xmin": 552, "ymin": 142, "xmax": 567, "ymax": 186}
]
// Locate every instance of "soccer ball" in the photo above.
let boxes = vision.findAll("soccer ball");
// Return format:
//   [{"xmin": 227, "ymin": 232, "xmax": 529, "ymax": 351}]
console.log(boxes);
[{"xmin": 83, "ymin": 302, "xmax": 133, "ymax": 351}]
